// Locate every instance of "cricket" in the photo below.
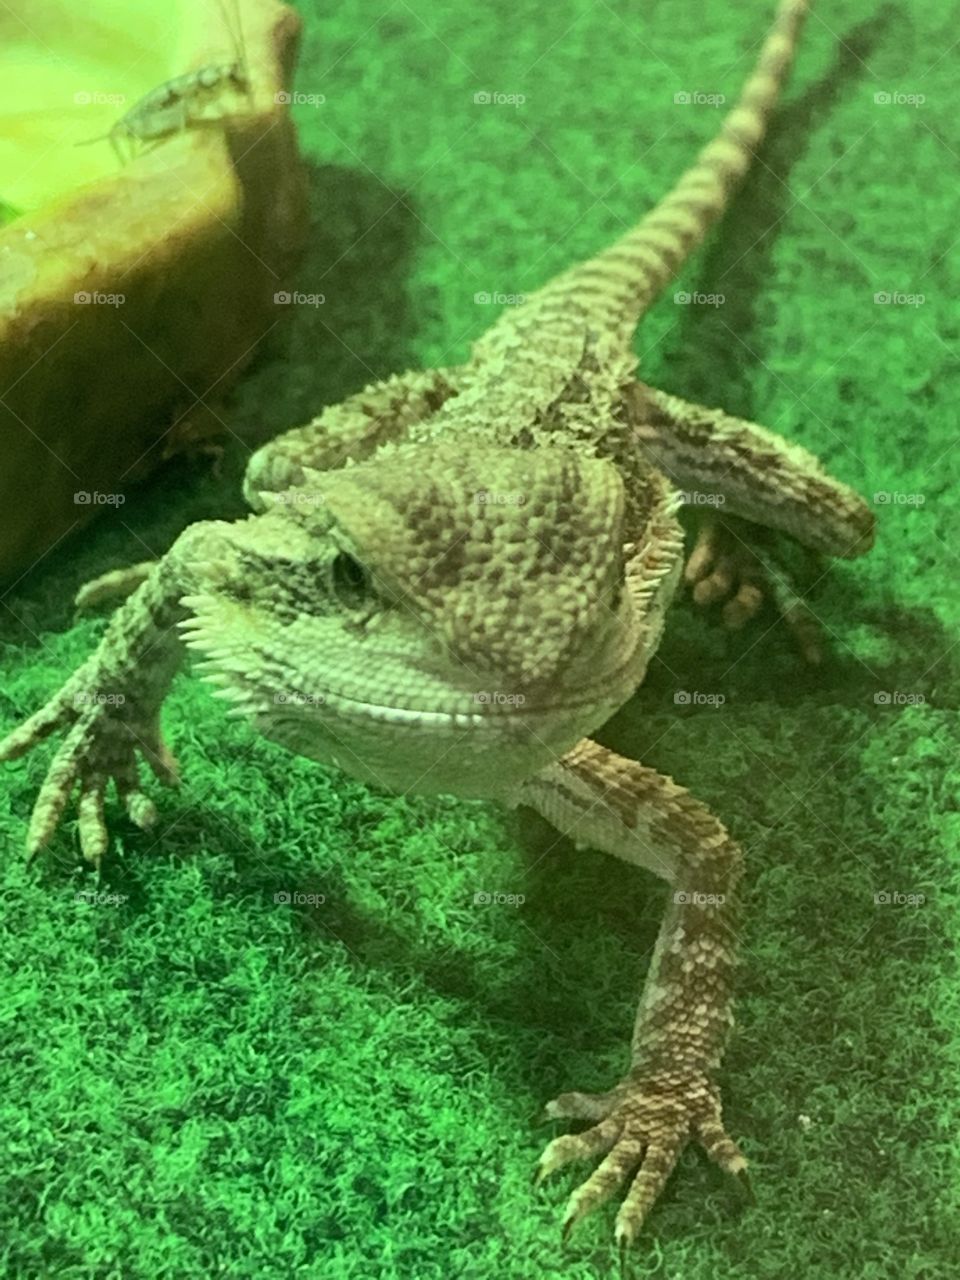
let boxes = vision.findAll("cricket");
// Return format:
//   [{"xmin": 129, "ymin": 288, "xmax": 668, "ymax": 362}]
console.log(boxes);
[{"xmin": 75, "ymin": 0, "xmax": 251, "ymax": 162}]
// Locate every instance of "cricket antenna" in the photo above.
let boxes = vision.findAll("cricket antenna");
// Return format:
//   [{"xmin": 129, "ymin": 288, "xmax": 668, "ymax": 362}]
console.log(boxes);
[{"xmin": 218, "ymin": 0, "xmax": 252, "ymax": 101}]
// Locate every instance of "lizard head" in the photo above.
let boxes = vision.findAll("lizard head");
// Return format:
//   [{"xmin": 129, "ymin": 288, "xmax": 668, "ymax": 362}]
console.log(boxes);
[{"xmin": 181, "ymin": 443, "xmax": 680, "ymax": 802}]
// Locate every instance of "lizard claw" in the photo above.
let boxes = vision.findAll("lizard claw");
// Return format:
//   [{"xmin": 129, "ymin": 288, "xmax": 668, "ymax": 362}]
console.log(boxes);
[
  {"xmin": 1, "ymin": 678, "xmax": 176, "ymax": 866},
  {"xmin": 535, "ymin": 1069, "xmax": 744, "ymax": 1245}
]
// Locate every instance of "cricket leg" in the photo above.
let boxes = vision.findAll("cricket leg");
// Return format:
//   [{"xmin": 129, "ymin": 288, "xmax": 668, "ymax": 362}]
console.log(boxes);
[{"xmin": 520, "ymin": 738, "xmax": 745, "ymax": 1248}]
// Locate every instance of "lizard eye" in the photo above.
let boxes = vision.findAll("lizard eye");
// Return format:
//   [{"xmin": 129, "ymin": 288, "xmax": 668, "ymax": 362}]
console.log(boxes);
[{"xmin": 330, "ymin": 551, "xmax": 370, "ymax": 608}]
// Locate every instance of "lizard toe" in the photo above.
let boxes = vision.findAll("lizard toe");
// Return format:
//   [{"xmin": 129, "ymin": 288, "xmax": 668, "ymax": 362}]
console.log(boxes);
[
  {"xmin": 686, "ymin": 514, "xmax": 825, "ymax": 662},
  {"xmin": 534, "ymin": 1114, "xmax": 621, "ymax": 1186},
  {"xmin": 77, "ymin": 781, "xmax": 109, "ymax": 866},
  {"xmin": 542, "ymin": 1086, "xmax": 623, "ymax": 1122},
  {"xmin": 74, "ymin": 561, "xmax": 156, "ymax": 612}
]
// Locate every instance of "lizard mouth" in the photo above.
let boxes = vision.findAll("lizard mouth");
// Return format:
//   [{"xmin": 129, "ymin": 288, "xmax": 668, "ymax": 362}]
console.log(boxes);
[
  {"xmin": 242, "ymin": 678, "xmax": 631, "ymax": 802},
  {"xmin": 179, "ymin": 580, "xmax": 656, "ymax": 799},
  {"xmin": 240, "ymin": 669, "xmax": 637, "ymax": 732},
  {"xmin": 182, "ymin": 560, "xmax": 662, "ymax": 762},
  {"xmin": 195, "ymin": 649, "xmax": 648, "ymax": 804}
]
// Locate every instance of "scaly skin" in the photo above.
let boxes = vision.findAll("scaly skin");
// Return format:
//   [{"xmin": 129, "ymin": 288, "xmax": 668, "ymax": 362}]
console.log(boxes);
[{"xmin": 1, "ymin": 0, "xmax": 873, "ymax": 1247}]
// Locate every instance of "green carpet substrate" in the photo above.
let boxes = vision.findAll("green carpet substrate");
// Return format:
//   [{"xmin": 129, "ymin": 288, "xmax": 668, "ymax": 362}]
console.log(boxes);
[{"xmin": 1, "ymin": 1, "xmax": 957, "ymax": 1276}]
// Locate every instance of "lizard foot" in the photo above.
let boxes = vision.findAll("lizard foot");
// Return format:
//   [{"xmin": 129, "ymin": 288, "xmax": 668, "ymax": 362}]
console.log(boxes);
[
  {"xmin": 534, "ymin": 1068, "xmax": 745, "ymax": 1246},
  {"xmin": 0, "ymin": 677, "xmax": 178, "ymax": 866},
  {"xmin": 684, "ymin": 514, "xmax": 824, "ymax": 663}
]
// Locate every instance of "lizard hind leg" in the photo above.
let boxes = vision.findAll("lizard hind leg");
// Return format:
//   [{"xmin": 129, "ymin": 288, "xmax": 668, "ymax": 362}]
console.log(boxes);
[{"xmin": 627, "ymin": 380, "xmax": 874, "ymax": 662}]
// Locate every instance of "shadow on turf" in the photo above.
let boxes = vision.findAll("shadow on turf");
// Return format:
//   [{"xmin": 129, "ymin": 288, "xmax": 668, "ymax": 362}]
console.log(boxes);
[
  {"xmin": 661, "ymin": 7, "xmax": 894, "ymax": 413},
  {"xmin": 236, "ymin": 161, "xmax": 427, "ymax": 449},
  {"xmin": 641, "ymin": 594, "xmax": 960, "ymax": 712}
]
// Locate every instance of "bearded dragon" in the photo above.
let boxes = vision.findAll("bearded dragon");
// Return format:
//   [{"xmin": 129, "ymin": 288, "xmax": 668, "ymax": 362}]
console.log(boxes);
[{"xmin": 1, "ymin": 0, "xmax": 873, "ymax": 1248}]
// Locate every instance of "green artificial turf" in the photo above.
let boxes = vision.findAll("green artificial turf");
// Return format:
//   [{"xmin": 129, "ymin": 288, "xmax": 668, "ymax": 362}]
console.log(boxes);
[{"xmin": 2, "ymin": 0, "xmax": 958, "ymax": 1275}]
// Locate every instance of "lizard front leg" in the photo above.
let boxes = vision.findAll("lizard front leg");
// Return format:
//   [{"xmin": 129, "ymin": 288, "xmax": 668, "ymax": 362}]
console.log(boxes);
[
  {"xmin": 626, "ymin": 380, "xmax": 875, "ymax": 659},
  {"xmin": 73, "ymin": 368, "xmax": 463, "ymax": 613},
  {"xmin": 520, "ymin": 737, "xmax": 744, "ymax": 1246},
  {"xmin": 241, "ymin": 366, "xmax": 461, "ymax": 509},
  {"xmin": 0, "ymin": 520, "xmax": 235, "ymax": 864}
]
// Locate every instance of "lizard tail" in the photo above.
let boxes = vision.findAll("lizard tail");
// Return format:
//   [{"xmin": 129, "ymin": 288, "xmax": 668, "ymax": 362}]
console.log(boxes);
[{"xmin": 536, "ymin": 0, "xmax": 810, "ymax": 330}]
